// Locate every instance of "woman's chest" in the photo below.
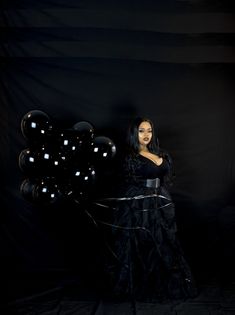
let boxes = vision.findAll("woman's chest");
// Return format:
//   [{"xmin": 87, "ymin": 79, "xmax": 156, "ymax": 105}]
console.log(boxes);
[{"xmin": 135, "ymin": 156, "xmax": 169, "ymax": 179}]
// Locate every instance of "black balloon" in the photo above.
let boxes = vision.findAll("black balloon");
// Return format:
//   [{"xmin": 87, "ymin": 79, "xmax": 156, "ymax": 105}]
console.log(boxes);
[
  {"xmin": 72, "ymin": 121, "xmax": 94, "ymax": 143},
  {"xmin": 19, "ymin": 148, "xmax": 40, "ymax": 173},
  {"xmin": 37, "ymin": 144, "xmax": 54, "ymax": 168},
  {"xmin": 50, "ymin": 150, "xmax": 69, "ymax": 173},
  {"xmin": 32, "ymin": 177, "xmax": 61, "ymax": 204},
  {"xmin": 58, "ymin": 129, "xmax": 83, "ymax": 156},
  {"xmin": 21, "ymin": 110, "xmax": 53, "ymax": 142},
  {"xmin": 70, "ymin": 164, "xmax": 96, "ymax": 196},
  {"xmin": 90, "ymin": 136, "xmax": 116, "ymax": 161},
  {"xmin": 56, "ymin": 129, "xmax": 91, "ymax": 170},
  {"xmin": 69, "ymin": 165, "xmax": 96, "ymax": 202},
  {"xmin": 19, "ymin": 115, "xmax": 117, "ymax": 205},
  {"xmin": 36, "ymin": 144, "xmax": 66, "ymax": 173},
  {"xmin": 20, "ymin": 178, "xmax": 37, "ymax": 202}
]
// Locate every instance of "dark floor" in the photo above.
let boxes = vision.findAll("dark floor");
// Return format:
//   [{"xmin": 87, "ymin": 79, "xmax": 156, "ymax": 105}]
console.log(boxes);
[{"xmin": 3, "ymin": 275, "xmax": 235, "ymax": 315}]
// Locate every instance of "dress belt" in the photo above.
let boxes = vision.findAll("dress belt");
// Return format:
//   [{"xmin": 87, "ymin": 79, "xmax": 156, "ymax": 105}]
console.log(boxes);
[{"xmin": 145, "ymin": 178, "xmax": 160, "ymax": 188}]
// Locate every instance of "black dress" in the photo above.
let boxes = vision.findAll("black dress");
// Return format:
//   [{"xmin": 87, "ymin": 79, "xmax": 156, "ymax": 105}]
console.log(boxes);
[{"xmin": 99, "ymin": 153, "xmax": 197, "ymax": 301}]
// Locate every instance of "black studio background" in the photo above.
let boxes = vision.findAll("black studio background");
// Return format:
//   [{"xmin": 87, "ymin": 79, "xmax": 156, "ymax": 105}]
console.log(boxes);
[{"xmin": 1, "ymin": 0, "xmax": 235, "ymax": 309}]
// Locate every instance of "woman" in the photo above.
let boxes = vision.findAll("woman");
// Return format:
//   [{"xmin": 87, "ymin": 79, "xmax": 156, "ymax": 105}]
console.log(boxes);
[{"xmin": 100, "ymin": 117, "xmax": 197, "ymax": 302}]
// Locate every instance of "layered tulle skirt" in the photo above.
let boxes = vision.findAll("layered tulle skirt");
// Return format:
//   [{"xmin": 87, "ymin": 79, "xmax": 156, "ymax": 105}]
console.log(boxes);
[{"xmin": 94, "ymin": 184, "xmax": 197, "ymax": 301}]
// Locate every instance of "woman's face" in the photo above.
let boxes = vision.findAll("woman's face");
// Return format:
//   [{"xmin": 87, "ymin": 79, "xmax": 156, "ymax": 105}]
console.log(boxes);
[{"xmin": 138, "ymin": 121, "xmax": 152, "ymax": 149}]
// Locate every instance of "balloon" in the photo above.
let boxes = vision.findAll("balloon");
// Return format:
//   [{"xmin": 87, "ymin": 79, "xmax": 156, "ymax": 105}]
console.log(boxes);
[
  {"xmin": 56, "ymin": 129, "xmax": 90, "ymax": 169},
  {"xmin": 90, "ymin": 136, "xmax": 116, "ymax": 162},
  {"xmin": 50, "ymin": 150, "xmax": 69, "ymax": 174},
  {"xmin": 56, "ymin": 178, "xmax": 73, "ymax": 197},
  {"xmin": 71, "ymin": 164, "xmax": 96, "ymax": 185},
  {"xmin": 32, "ymin": 177, "xmax": 62, "ymax": 204},
  {"xmin": 19, "ymin": 148, "xmax": 41, "ymax": 173},
  {"xmin": 36, "ymin": 144, "xmax": 65, "ymax": 173},
  {"xmin": 57, "ymin": 129, "xmax": 83, "ymax": 155},
  {"xmin": 70, "ymin": 165, "xmax": 96, "ymax": 198},
  {"xmin": 19, "ymin": 145, "xmax": 67, "ymax": 176},
  {"xmin": 21, "ymin": 110, "xmax": 53, "ymax": 142},
  {"xmin": 20, "ymin": 178, "xmax": 37, "ymax": 202},
  {"xmin": 37, "ymin": 144, "xmax": 54, "ymax": 169},
  {"xmin": 72, "ymin": 121, "xmax": 94, "ymax": 143}
]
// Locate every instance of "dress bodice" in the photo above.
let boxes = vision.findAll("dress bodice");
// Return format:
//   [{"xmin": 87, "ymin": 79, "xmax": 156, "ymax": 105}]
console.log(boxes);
[{"xmin": 130, "ymin": 154, "xmax": 170, "ymax": 182}]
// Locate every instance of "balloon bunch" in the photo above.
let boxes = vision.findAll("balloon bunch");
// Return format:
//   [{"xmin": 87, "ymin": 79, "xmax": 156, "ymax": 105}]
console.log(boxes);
[{"xmin": 19, "ymin": 110, "xmax": 116, "ymax": 205}]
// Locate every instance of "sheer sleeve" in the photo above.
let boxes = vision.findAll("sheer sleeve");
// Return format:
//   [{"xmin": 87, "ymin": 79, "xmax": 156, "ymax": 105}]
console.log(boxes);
[{"xmin": 159, "ymin": 149, "xmax": 175, "ymax": 188}]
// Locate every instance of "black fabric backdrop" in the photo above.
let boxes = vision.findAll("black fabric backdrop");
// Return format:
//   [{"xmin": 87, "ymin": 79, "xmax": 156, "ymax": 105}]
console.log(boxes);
[{"xmin": 1, "ymin": 0, "xmax": 235, "ymax": 303}]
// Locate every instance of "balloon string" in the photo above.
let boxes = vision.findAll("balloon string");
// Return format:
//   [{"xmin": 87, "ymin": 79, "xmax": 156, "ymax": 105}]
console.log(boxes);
[
  {"xmin": 131, "ymin": 202, "xmax": 173, "ymax": 212},
  {"xmin": 94, "ymin": 207, "xmax": 177, "ymax": 273},
  {"xmin": 92, "ymin": 209, "xmax": 171, "ymax": 269},
  {"xmin": 84, "ymin": 207, "xmax": 162, "ymax": 269},
  {"xmin": 76, "ymin": 190, "xmax": 173, "ymax": 270},
  {"xmin": 96, "ymin": 193, "xmax": 171, "ymax": 201},
  {"xmin": 93, "ymin": 201, "xmax": 173, "ymax": 213},
  {"xmin": 95, "ymin": 203, "xmax": 173, "ymax": 230},
  {"xmin": 81, "ymin": 199, "xmax": 178, "ymax": 307}
]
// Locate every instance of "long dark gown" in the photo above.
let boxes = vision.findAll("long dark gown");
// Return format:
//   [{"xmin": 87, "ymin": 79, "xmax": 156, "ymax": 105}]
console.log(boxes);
[{"xmin": 99, "ymin": 153, "xmax": 197, "ymax": 301}]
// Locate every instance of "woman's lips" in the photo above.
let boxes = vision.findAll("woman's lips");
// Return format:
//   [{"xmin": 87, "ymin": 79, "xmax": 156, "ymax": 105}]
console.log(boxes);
[{"xmin": 143, "ymin": 137, "xmax": 149, "ymax": 141}]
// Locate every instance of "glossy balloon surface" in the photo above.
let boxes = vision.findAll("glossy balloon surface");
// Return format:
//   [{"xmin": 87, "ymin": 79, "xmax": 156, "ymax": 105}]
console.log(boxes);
[
  {"xmin": 90, "ymin": 136, "xmax": 116, "ymax": 161},
  {"xmin": 21, "ymin": 110, "xmax": 53, "ymax": 141},
  {"xmin": 72, "ymin": 121, "xmax": 94, "ymax": 143}
]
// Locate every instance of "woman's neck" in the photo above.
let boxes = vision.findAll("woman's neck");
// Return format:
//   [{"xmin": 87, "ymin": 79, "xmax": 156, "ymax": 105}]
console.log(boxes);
[{"xmin": 139, "ymin": 145, "xmax": 148, "ymax": 152}]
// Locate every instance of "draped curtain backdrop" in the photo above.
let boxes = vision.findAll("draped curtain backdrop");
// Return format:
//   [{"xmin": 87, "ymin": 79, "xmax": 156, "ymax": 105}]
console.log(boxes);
[{"xmin": 1, "ymin": 0, "xmax": 235, "ymax": 303}]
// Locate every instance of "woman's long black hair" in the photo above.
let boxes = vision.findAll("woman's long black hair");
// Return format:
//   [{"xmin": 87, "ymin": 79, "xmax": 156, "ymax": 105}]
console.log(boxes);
[{"xmin": 126, "ymin": 117, "xmax": 159, "ymax": 156}]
